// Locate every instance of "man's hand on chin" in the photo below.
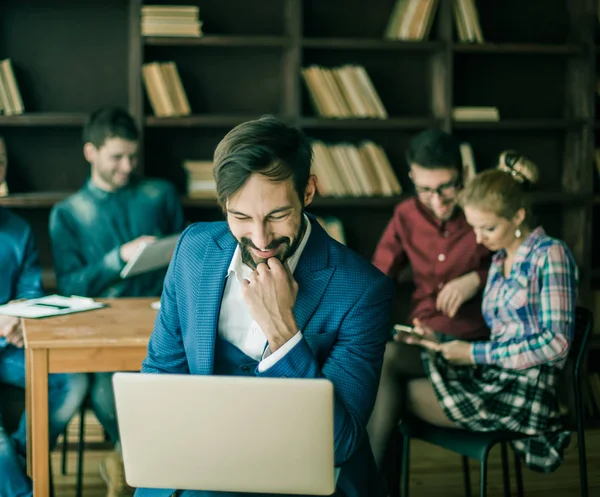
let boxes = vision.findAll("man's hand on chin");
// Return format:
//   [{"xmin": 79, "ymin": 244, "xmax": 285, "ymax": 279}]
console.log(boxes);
[{"xmin": 241, "ymin": 257, "xmax": 299, "ymax": 352}]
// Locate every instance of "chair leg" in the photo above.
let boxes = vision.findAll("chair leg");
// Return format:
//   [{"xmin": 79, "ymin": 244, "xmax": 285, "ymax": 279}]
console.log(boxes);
[
  {"xmin": 479, "ymin": 459, "xmax": 488, "ymax": 497},
  {"xmin": 387, "ymin": 432, "xmax": 401, "ymax": 497},
  {"xmin": 577, "ymin": 421, "xmax": 589, "ymax": 497},
  {"xmin": 49, "ymin": 454, "xmax": 55, "ymax": 497},
  {"xmin": 500, "ymin": 442, "xmax": 511, "ymax": 497},
  {"xmin": 75, "ymin": 407, "xmax": 86, "ymax": 497},
  {"xmin": 61, "ymin": 426, "xmax": 68, "ymax": 475},
  {"xmin": 462, "ymin": 456, "xmax": 472, "ymax": 497},
  {"xmin": 401, "ymin": 435, "xmax": 410, "ymax": 497},
  {"xmin": 514, "ymin": 453, "xmax": 524, "ymax": 497}
]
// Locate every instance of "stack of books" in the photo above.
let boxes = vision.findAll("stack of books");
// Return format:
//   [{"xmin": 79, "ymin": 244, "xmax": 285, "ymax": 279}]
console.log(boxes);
[
  {"xmin": 452, "ymin": 106, "xmax": 499, "ymax": 121},
  {"xmin": 182, "ymin": 160, "xmax": 216, "ymax": 198},
  {"xmin": 142, "ymin": 5, "xmax": 203, "ymax": 37},
  {"xmin": 0, "ymin": 59, "xmax": 24, "ymax": 116}
]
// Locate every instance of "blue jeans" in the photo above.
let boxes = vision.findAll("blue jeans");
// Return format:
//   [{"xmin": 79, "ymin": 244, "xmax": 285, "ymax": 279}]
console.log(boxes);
[
  {"xmin": 89, "ymin": 372, "xmax": 120, "ymax": 444},
  {"xmin": 0, "ymin": 344, "xmax": 89, "ymax": 497}
]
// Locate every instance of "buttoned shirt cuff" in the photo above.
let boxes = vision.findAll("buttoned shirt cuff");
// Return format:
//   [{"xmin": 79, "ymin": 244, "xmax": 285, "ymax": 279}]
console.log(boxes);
[
  {"xmin": 471, "ymin": 341, "xmax": 492, "ymax": 365},
  {"xmin": 258, "ymin": 332, "xmax": 303, "ymax": 372}
]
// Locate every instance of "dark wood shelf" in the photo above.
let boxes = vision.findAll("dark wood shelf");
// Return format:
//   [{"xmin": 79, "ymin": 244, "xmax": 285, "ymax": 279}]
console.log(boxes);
[
  {"xmin": 528, "ymin": 192, "xmax": 590, "ymax": 204},
  {"xmin": 452, "ymin": 119, "xmax": 585, "ymax": 130},
  {"xmin": 453, "ymin": 43, "xmax": 583, "ymax": 55},
  {"xmin": 144, "ymin": 35, "xmax": 289, "ymax": 47},
  {"xmin": 0, "ymin": 113, "xmax": 87, "ymax": 127},
  {"xmin": 1, "ymin": 191, "xmax": 589, "ymax": 210},
  {"xmin": 302, "ymin": 38, "xmax": 443, "ymax": 51},
  {"xmin": 182, "ymin": 197, "xmax": 219, "ymax": 208},
  {"xmin": 0, "ymin": 192, "xmax": 73, "ymax": 207},
  {"xmin": 145, "ymin": 114, "xmax": 282, "ymax": 128},
  {"xmin": 300, "ymin": 117, "xmax": 439, "ymax": 130},
  {"xmin": 309, "ymin": 195, "xmax": 406, "ymax": 208}
]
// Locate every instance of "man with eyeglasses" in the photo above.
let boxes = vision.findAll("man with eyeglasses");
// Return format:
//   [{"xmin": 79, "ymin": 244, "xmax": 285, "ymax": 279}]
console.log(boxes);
[{"xmin": 367, "ymin": 129, "xmax": 492, "ymax": 469}]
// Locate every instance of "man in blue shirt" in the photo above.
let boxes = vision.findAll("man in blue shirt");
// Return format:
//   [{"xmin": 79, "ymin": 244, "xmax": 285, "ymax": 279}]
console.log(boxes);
[
  {"xmin": 49, "ymin": 107, "xmax": 185, "ymax": 497},
  {"xmin": 0, "ymin": 197, "xmax": 89, "ymax": 495}
]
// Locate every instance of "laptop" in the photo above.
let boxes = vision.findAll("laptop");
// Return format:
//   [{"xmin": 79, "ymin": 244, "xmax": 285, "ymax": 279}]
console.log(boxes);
[{"xmin": 112, "ymin": 372, "xmax": 336, "ymax": 495}]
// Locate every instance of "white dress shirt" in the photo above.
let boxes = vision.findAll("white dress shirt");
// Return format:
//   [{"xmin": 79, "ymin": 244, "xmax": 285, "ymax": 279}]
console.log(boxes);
[{"xmin": 217, "ymin": 214, "xmax": 312, "ymax": 372}]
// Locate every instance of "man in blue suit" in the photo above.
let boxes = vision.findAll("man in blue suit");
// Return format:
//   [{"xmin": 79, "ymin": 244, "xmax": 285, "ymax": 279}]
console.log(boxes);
[{"xmin": 134, "ymin": 116, "xmax": 395, "ymax": 497}]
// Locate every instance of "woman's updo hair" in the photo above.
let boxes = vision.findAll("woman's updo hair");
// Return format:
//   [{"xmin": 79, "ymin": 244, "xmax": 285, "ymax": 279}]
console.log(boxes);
[{"xmin": 457, "ymin": 150, "xmax": 539, "ymax": 227}]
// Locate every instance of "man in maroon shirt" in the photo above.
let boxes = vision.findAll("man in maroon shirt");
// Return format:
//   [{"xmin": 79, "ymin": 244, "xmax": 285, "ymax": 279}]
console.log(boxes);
[{"xmin": 367, "ymin": 128, "xmax": 491, "ymax": 469}]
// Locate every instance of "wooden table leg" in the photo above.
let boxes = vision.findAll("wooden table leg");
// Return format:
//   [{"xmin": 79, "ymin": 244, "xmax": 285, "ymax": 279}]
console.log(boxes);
[
  {"xmin": 30, "ymin": 348, "xmax": 50, "ymax": 497},
  {"xmin": 25, "ymin": 347, "xmax": 32, "ymax": 478}
]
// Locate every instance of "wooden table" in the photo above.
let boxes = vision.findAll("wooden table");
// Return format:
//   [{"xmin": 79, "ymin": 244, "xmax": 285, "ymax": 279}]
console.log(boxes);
[{"xmin": 22, "ymin": 297, "xmax": 158, "ymax": 497}]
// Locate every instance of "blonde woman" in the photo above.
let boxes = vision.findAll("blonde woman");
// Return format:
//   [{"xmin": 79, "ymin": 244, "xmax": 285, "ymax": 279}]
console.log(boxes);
[{"xmin": 372, "ymin": 152, "xmax": 578, "ymax": 473}]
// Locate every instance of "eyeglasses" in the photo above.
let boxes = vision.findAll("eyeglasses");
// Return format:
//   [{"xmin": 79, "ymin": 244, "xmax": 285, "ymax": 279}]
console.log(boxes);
[{"xmin": 413, "ymin": 179, "xmax": 459, "ymax": 199}]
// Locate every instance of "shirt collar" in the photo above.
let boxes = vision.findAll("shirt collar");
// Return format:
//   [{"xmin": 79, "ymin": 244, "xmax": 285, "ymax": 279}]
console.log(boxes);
[
  {"xmin": 414, "ymin": 197, "xmax": 466, "ymax": 231},
  {"xmin": 492, "ymin": 226, "xmax": 546, "ymax": 266},
  {"xmin": 227, "ymin": 213, "xmax": 312, "ymax": 281}
]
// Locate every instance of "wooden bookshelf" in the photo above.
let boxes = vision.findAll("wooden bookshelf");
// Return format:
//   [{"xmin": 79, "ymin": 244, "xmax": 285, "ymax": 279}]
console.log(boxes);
[
  {"xmin": 144, "ymin": 35, "xmax": 289, "ymax": 47},
  {"xmin": 0, "ymin": 0, "xmax": 598, "ymax": 424}
]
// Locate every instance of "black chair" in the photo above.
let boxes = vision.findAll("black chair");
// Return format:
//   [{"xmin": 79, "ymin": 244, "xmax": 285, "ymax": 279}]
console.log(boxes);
[
  {"xmin": 391, "ymin": 306, "xmax": 593, "ymax": 497},
  {"xmin": 0, "ymin": 382, "xmax": 56, "ymax": 497}
]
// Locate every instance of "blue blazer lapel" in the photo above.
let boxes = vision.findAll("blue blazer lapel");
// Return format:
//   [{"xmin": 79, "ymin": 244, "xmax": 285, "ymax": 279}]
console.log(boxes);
[
  {"xmin": 194, "ymin": 229, "xmax": 236, "ymax": 374},
  {"xmin": 293, "ymin": 219, "xmax": 334, "ymax": 331}
]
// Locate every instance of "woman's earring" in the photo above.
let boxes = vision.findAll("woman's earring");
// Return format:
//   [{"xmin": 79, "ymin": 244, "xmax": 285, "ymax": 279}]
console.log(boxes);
[{"xmin": 515, "ymin": 228, "xmax": 522, "ymax": 238}]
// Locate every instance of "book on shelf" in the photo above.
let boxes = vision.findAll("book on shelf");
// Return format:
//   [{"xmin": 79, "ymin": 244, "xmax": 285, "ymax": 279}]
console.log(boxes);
[
  {"xmin": 0, "ymin": 182, "xmax": 7, "ymax": 197},
  {"xmin": 454, "ymin": 0, "xmax": 484, "ymax": 43},
  {"xmin": 141, "ymin": 5, "xmax": 203, "ymax": 37},
  {"xmin": 316, "ymin": 216, "xmax": 346, "ymax": 245},
  {"xmin": 142, "ymin": 61, "xmax": 191, "ymax": 117},
  {"xmin": 459, "ymin": 142, "xmax": 476, "ymax": 184},
  {"xmin": 452, "ymin": 106, "xmax": 499, "ymax": 121},
  {"xmin": 311, "ymin": 140, "xmax": 402, "ymax": 198},
  {"xmin": 183, "ymin": 160, "xmax": 216, "ymax": 198},
  {"xmin": 384, "ymin": 0, "xmax": 439, "ymax": 41},
  {"xmin": 301, "ymin": 65, "xmax": 388, "ymax": 119},
  {"xmin": 0, "ymin": 58, "xmax": 24, "ymax": 116}
]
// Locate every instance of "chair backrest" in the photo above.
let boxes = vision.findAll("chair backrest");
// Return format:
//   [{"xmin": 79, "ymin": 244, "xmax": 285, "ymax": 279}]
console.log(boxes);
[{"xmin": 558, "ymin": 306, "xmax": 594, "ymax": 428}]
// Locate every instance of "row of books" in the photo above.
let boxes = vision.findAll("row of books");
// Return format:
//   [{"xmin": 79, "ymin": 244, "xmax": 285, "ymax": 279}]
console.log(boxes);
[
  {"xmin": 385, "ymin": 0, "xmax": 438, "ymax": 41},
  {"xmin": 301, "ymin": 65, "xmax": 387, "ymax": 119},
  {"xmin": 142, "ymin": 61, "xmax": 191, "ymax": 117},
  {"xmin": 454, "ymin": 0, "xmax": 484, "ymax": 43},
  {"xmin": 141, "ymin": 4, "xmax": 203, "ymax": 37},
  {"xmin": 311, "ymin": 141, "xmax": 402, "ymax": 197},
  {"xmin": 384, "ymin": 0, "xmax": 483, "ymax": 43},
  {"xmin": 0, "ymin": 59, "xmax": 24, "ymax": 116}
]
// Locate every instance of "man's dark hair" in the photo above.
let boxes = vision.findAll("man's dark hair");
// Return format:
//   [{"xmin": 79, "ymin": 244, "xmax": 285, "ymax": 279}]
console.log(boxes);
[
  {"xmin": 213, "ymin": 115, "xmax": 313, "ymax": 209},
  {"xmin": 405, "ymin": 128, "xmax": 462, "ymax": 172},
  {"xmin": 82, "ymin": 106, "xmax": 139, "ymax": 149}
]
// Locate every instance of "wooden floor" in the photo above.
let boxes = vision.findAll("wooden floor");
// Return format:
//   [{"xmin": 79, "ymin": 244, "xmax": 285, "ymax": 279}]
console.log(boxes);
[{"xmin": 50, "ymin": 414, "xmax": 600, "ymax": 497}]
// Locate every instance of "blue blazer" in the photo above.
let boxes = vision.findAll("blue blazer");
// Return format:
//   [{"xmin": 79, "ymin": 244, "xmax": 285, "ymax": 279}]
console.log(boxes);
[{"xmin": 134, "ymin": 216, "xmax": 394, "ymax": 497}]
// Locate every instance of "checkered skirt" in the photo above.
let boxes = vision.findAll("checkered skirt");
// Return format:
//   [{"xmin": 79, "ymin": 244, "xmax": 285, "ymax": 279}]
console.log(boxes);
[{"xmin": 422, "ymin": 351, "xmax": 571, "ymax": 473}]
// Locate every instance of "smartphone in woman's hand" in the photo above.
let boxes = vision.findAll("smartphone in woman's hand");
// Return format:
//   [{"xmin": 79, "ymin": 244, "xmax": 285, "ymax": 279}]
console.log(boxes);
[{"xmin": 393, "ymin": 324, "xmax": 422, "ymax": 339}]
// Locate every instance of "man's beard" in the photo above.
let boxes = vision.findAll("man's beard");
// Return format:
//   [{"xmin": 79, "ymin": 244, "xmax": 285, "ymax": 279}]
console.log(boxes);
[{"xmin": 240, "ymin": 215, "xmax": 307, "ymax": 270}]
